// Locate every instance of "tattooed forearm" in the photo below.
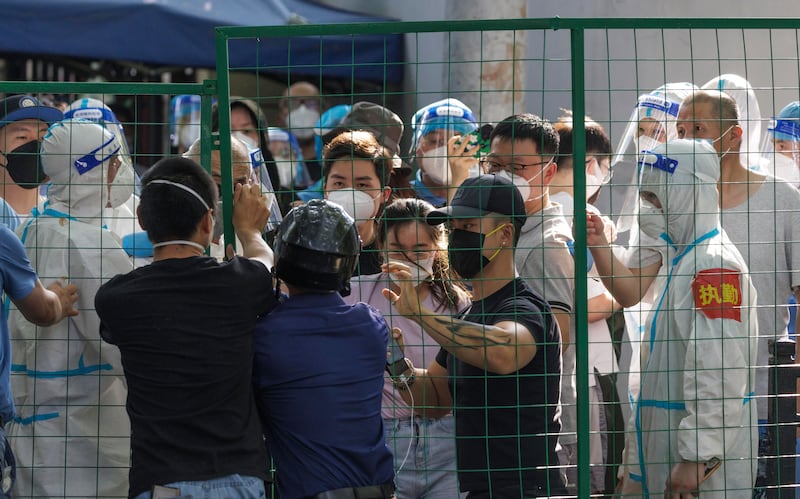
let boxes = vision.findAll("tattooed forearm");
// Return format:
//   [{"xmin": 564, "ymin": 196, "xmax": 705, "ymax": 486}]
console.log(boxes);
[{"xmin": 425, "ymin": 316, "xmax": 512, "ymax": 348}]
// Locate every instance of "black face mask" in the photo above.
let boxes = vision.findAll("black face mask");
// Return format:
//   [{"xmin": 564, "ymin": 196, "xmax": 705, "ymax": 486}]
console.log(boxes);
[
  {"xmin": 448, "ymin": 228, "xmax": 492, "ymax": 279},
  {"xmin": 2, "ymin": 140, "xmax": 46, "ymax": 189}
]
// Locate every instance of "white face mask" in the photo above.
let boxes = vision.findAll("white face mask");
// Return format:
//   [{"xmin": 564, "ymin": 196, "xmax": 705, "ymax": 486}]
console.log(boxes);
[
  {"xmin": 275, "ymin": 159, "xmax": 294, "ymax": 189},
  {"xmin": 638, "ymin": 198, "xmax": 667, "ymax": 241},
  {"xmin": 771, "ymin": 153, "xmax": 800, "ymax": 186},
  {"xmin": 495, "ymin": 166, "xmax": 547, "ymax": 202},
  {"xmin": 233, "ymin": 131, "xmax": 258, "ymax": 150},
  {"xmin": 420, "ymin": 145, "xmax": 450, "ymax": 186},
  {"xmin": 288, "ymin": 105, "xmax": 320, "ymax": 140},
  {"xmin": 326, "ymin": 188, "xmax": 380, "ymax": 221},
  {"xmin": 636, "ymin": 135, "xmax": 661, "ymax": 154},
  {"xmin": 585, "ymin": 160, "xmax": 606, "ymax": 200},
  {"xmin": 387, "ymin": 257, "xmax": 434, "ymax": 287},
  {"xmin": 697, "ymin": 126, "xmax": 734, "ymax": 158}
]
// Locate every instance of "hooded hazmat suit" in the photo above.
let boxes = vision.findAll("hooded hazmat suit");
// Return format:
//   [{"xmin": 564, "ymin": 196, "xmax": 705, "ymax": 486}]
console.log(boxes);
[
  {"xmin": 8, "ymin": 120, "xmax": 133, "ymax": 497},
  {"xmin": 64, "ymin": 98, "xmax": 139, "ymax": 240},
  {"xmin": 621, "ymin": 139, "xmax": 758, "ymax": 497}
]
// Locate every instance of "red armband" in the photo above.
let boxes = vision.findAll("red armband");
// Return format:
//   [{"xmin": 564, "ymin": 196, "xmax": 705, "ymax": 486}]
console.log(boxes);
[{"xmin": 692, "ymin": 268, "xmax": 742, "ymax": 322}]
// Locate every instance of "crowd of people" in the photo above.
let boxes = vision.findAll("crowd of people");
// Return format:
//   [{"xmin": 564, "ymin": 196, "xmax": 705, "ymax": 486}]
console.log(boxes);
[{"xmin": 0, "ymin": 72, "xmax": 798, "ymax": 498}]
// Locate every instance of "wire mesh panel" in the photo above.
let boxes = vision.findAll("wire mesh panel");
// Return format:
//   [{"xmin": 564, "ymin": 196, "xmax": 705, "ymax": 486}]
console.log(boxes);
[
  {"xmin": 0, "ymin": 81, "xmax": 215, "ymax": 498},
  {"xmin": 214, "ymin": 19, "xmax": 800, "ymax": 498},
  {"xmin": 4, "ymin": 16, "xmax": 800, "ymax": 499}
]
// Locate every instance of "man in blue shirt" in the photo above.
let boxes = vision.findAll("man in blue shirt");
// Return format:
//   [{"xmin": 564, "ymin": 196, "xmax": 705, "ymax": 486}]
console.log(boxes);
[
  {"xmin": 0, "ymin": 199, "xmax": 18, "ymax": 232},
  {"xmin": 253, "ymin": 199, "xmax": 394, "ymax": 499}
]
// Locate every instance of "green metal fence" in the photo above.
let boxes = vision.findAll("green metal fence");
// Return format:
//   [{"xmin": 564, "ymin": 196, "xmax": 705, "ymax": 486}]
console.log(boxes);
[
  {"xmin": 213, "ymin": 18, "xmax": 800, "ymax": 497},
  {"xmin": 4, "ymin": 15, "xmax": 800, "ymax": 498}
]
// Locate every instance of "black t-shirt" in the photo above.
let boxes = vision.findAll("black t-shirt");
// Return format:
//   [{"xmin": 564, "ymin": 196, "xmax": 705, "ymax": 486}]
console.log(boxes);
[
  {"xmin": 355, "ymin": 240, "xmax": 382, "ymax": 277},
  {"xmin": 95, "ymin": 256, "xmax": 277, "ymax": 498},
  {"xmin": 435, "ymin": 278, "xmax": 564, "ymax": 494}
]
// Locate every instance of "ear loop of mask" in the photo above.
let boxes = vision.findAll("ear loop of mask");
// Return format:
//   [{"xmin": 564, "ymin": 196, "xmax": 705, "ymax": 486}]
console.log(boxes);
[
  {"xmin": 714, "ymin": 125, "xmax": 735, "ymax": 159},
  {"xmin": 524, "ymin": 159, "xmax": 553, "ymax": 202},
  {"xmin": 483, "ymin": 222, "xmax": 509, "ymax": 262},
  {"xmin": 148, "ymin": 179, "xmax": 212, "ymax": 252}
]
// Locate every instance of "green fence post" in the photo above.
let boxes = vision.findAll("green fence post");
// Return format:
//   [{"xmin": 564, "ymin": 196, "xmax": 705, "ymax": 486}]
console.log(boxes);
[{"xmin": 571, "ymin": 23, "xmax": 591, "ymax": 499}]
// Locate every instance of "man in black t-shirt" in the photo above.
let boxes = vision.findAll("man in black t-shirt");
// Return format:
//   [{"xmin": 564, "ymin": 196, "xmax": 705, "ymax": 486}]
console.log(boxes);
[
  {"xmin": 95, "ymin": 157, "xmax": 277, "ymax": 499},
  {"xmin": 384, "ymin": 174, "xmax": 566, "ymax": 498}
]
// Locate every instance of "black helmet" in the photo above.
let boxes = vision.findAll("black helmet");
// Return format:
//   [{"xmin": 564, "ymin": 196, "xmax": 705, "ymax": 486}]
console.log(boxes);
[{"xmin": 274, "ymin": 199, "xmax": 361, "ymax": 294}]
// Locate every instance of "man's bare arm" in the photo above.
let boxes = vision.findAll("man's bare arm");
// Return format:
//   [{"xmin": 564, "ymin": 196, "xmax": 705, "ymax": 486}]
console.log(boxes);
[
  {"xmin": 231, "ymin": 182, "xmax": 274, "ymax": 270},
  {"xmin": 14, "ymin": 280, "xmax": 78, "ymax": 327},
  {"xmin": 587, "ymin": 213, "xmax": 660, "ymax": 307},
  {"xmin": 396, "ymin": 360, "xmax": 452, "ymax": 419}
]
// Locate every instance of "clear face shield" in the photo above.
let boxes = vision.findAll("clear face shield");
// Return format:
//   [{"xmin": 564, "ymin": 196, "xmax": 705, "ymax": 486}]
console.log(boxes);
[
  {"xmin": 244, "ymin": 143, "xmax": 283, "ymax": 232},
  {"xmin": 64, "ymin": 104, "xmax": 136, "ymax": 207},
  {"xmin": 701, "ymin": 74, "xmax": 764, "ymax": 171},
  {"xmin": 613, "ymin": 95, "xmax": 680, "ymax": 233},
  {"xmin": 761, "ymin": 117, "xmax": 800, "ymax": 187}
]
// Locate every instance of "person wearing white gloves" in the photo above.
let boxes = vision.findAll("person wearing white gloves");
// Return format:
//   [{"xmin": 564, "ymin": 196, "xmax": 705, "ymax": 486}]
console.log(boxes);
[
  {"xmin": 8, "ymin": 119, "xmax": 133, "ymax": 498},
  {"xmin": 589, "ymin": 139, "xmax": 758, "ymax": 497}
]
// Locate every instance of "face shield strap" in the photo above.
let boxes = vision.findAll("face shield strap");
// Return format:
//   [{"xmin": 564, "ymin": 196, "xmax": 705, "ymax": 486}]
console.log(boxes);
[
  {"xmin": 73, "ymin": 135, "xmax": 121, "ymax": 175},
  {"xmin": 64, "ymin": 107, "xmax": 120, "ymax": 125},
  {"xmin": 638, "ymin": 95, "xmax": 680, "ymax": 118},
  {"xmin": 769, "ymin": 119, "xmax": 800, "ymax": 142},
  {"xmin": 416, "ymin": 104, "xmax": 478, "ymax": 142}
]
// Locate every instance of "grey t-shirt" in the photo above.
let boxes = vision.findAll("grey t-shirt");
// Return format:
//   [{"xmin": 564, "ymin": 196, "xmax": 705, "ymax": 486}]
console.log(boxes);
[
  {"xmin": 721, "ymin": 176, "xmax": 800, "ymax": 419},
  {"xmin": 515, "ymin": 201, "xmax": 575, "ymax": 313},
  {"xmin": 515, "ymin": 201, "xmax": 576, "ymax": 441}
]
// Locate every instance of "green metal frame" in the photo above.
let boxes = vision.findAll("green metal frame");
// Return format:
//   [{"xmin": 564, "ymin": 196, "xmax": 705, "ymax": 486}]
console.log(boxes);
[
  {"xmin": 213, "ymin": 17, "xmax": 800, "ymax": 497},
  {"xmin": 0, "ymin": 80, "xmax": 218, "ymax": 173},
  {"xmin": 5, "ymin": 17, "xmax": 798, "ymax": 496}
]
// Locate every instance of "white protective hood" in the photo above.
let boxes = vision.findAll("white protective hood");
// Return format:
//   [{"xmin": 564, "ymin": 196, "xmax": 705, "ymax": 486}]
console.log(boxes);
[
  {"xmin": 614, "ymin": 82, "xmax": 698, "ymax": 233},
  {"xmin": 637, "ymin": 139, "xmax": 721, "ymax": 248},
  {"xmin": 41, "ymin": 119, "xmax": 128, "ymax": 224},
  {"xmin": 701, "ymin": 74, "xmax": 764, "ymax": 171}
]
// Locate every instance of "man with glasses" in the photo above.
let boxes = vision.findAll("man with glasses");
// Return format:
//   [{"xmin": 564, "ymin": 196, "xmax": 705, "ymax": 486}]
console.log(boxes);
[{"xmin": 482, "ymin": 113, "xmax": 579, "ymax": 491}]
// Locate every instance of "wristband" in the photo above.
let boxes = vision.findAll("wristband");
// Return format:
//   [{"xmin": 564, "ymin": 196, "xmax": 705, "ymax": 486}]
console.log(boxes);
[{"xmin": 390, "ymin": 358, "xmax": 416, "ymax": 390}]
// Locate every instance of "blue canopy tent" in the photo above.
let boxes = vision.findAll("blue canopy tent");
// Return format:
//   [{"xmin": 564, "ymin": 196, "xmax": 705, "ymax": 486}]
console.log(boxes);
[{"xmin": 0, "ymin": 0, "xmax": 404, "ymax": 83}]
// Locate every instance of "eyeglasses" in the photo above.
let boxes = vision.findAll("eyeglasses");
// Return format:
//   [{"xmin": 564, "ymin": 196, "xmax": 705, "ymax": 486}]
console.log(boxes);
[
  {"xmin": 480, "ymin": 157, "xmax": 552, "ymax": 173},
  {"xmin": 586, "ymin": 156, "xmax": 613, "ymax": 183},
  {"xmin": 284, "ymin": 98, "xmax": 321, "ymax": 111}
]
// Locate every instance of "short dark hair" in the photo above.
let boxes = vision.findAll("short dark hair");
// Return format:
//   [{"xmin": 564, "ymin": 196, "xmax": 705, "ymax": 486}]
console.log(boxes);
[
  {"xmin": 140, "ymin": 157, "xmax": 218, "ymax": 243},
  {"xmin": 322, "ymin": 130, "xmax": 392, "ymax": 188},
  {"xmin": 490, "ymin": 113, "xmax": 560, "ymax": 157},
  {"xmin": 553, "ymin": 111, "xmax": 612, "ymax": 170}
]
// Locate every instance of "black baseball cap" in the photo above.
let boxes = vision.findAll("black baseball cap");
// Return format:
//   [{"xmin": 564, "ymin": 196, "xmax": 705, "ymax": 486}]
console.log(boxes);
[
  {"xmin": 0, "ymin": 95, "xmax": 63, "ymax": 127},
  {"xmin": 426, "ymin": 173, "xmax": 527, "ymax": 225}
]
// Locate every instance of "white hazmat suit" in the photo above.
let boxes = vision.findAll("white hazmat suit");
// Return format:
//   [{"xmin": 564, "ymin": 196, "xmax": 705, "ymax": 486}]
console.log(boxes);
[
  {"xmin": 621, "ymin": 139, "xmax": 758, "ymax": 497},
  {"xmin": 8, "ymin": 119, "xmax": 133, "ymax": 497},
  {"xmin": 64, "ymin": 98, "xmax": 140, "ymax": 240}
]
